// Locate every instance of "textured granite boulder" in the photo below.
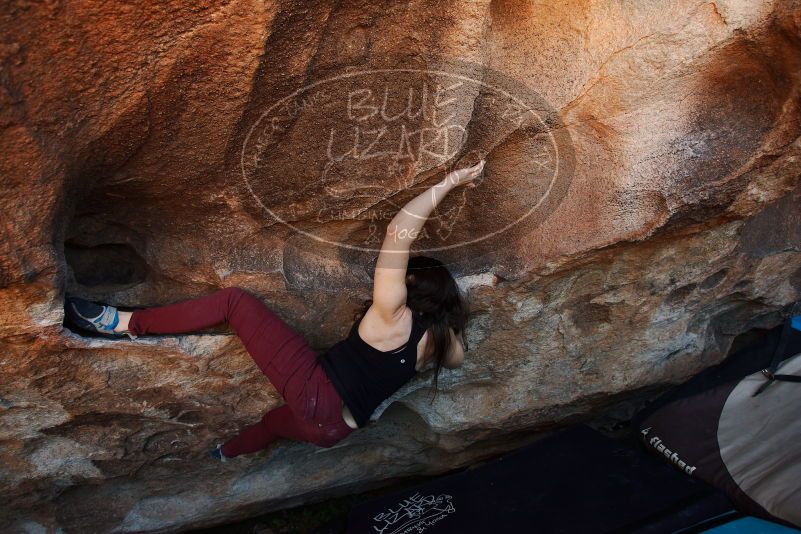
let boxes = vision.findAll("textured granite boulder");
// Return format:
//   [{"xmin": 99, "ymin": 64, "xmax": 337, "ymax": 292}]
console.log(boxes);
[{"xmin": 1, "ymin": 0, "xmax": 800, "ymax": 531}]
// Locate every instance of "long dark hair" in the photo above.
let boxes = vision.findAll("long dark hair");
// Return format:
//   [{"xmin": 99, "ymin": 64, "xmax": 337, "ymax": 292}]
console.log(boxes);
[{"xmin": 354, "ymin": 255, "xmax": 470, "ymax": 403}]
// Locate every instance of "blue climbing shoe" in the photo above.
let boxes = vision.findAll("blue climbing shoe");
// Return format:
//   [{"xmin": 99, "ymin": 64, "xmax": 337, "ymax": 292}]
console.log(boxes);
[
  {"xmin": 209, "ymin": 444, "xmax": 228, "ymax": 462},
  {"xmin": 65, "ymin": 296, "xmax": 136, "ymax": 339}
]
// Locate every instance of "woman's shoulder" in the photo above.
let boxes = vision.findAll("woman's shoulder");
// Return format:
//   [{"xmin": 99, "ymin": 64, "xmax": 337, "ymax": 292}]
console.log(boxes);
[
  {"xmin": 356, "ymin": 304, "xmax": 416, "ymax": 345},
  {"xmin": 361, "ymin": 303, "xmax": 415, "ymax": 324}
]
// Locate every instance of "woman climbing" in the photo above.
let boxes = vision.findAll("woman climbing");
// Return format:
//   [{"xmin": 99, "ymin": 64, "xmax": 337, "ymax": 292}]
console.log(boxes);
[{"xmin": 64, "ymin": 159, "xmax": 484, "ymax": 460}]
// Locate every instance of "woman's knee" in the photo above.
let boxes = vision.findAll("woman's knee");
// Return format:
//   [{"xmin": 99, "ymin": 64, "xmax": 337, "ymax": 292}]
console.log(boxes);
[
  {"xmin": 220, "ymin": 286, "xmax": 248, "ymax": 299},
  {"xmin": 216, "ymin": 287, "xmax": 262, "ymax": 327},
  {"xmin": 220, "ymin": 286, "xmax": 256, "ymax": 309},
  {"xmin": 313, "ymin": 422, "xmax": 354, "ymax": 448}
]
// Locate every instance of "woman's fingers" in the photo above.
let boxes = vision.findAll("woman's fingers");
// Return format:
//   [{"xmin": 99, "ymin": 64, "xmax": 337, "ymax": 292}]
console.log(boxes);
[
  {"xmin": 446, "ymin": 159, "xmax": 486, "ymax": 187},
  {"xmin": 462, "ymin": 160, "xmax": 484, "ymax": 177},
  {"xmin": 470, "ymin": 159, "xmax": 485, "ymax": 176},
  {"xmin": 465, "ymin": 159, "xmax": 485, "ymax": 181}
]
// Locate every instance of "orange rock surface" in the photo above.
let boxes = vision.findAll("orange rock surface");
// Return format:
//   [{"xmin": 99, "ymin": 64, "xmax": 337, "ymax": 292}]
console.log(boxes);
[{"xmin": 1, "ymin": 0, "xmax": 800, "ymax": 531}]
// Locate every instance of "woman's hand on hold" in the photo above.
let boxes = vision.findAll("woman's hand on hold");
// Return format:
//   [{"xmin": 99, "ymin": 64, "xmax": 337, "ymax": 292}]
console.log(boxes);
[{"xmin": 444, "ymin": 159, "xmax": 486, "ymax": 189}]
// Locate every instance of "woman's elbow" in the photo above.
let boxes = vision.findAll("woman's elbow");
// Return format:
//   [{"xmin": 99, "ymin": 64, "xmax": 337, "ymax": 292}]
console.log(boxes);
[
  {"xmin": 445, "ymin": 359, "xmax": 464, "ymax": 370},
  {"xmin": 443, "ymin": 347, "xmax": 465, "ymax": 369}
]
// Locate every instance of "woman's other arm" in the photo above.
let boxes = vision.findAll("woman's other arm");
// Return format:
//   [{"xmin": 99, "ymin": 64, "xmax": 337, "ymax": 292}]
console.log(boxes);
[{"xmin": 442, "ymin": 328, "xmax": 466, "ymax": 369}]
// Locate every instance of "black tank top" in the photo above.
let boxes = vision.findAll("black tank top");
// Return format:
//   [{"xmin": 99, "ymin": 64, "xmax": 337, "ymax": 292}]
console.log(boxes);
[{"xmin": 317, "ymin": 310, "xmax": 428, "ymax": 428}]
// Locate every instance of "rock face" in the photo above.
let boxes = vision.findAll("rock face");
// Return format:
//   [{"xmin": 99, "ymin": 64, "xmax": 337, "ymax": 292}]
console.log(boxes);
[{"xmin": 2, "ymin": 0, "xmax": 801, "ymax": 531}]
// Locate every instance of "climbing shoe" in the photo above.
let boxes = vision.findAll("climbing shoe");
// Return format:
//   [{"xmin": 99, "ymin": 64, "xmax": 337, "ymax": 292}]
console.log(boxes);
[
  {"xmin": 64, "ymin": 296, "xmax": 137, "ymax": 340},
  {"xmin": 209, "ymin": 444, "xmax": 228, "ymax": 462}
]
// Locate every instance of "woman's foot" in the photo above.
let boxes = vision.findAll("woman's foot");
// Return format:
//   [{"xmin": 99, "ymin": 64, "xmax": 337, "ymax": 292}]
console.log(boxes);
[{"xmin": 65, "ymin": 296, "xmax": 137, "ymax": 340}]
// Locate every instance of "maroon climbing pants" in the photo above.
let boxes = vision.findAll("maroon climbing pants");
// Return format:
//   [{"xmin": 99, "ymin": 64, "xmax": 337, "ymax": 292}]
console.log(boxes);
[{"xmin": 128, "ymin": 287, "xmax": 356, "ymax": 457}]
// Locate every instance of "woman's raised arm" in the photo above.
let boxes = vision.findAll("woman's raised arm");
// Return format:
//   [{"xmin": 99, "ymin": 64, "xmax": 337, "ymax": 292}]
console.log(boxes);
[{"xmin": 371, "ymin": 160, "xmax": 485, "ymax": 322}]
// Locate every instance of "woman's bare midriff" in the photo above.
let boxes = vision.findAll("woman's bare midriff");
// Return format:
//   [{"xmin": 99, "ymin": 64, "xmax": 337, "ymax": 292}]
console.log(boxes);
[
  {"xmin": 340, "ymin": 330, "xmax": 430, "ymax": 430},
  {"xmin": 341, "ymin": 401, "xmax": 359, "ymax": 429}
]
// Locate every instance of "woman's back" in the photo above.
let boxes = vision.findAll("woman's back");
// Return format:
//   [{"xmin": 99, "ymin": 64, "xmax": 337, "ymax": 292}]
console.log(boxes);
[
  {"xmin": 317, "ymin": 306, "xmax": 430, "ymax": 429},
  {"xmin": 356, "ymin": 305, "xmax": 431, "ymax": 370}
]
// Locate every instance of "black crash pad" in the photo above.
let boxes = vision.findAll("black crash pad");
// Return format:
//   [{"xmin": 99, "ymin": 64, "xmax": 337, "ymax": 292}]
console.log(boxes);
[{"xmin": 340, "ymin": 425, "xmax": 731, "ymax": 534}]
